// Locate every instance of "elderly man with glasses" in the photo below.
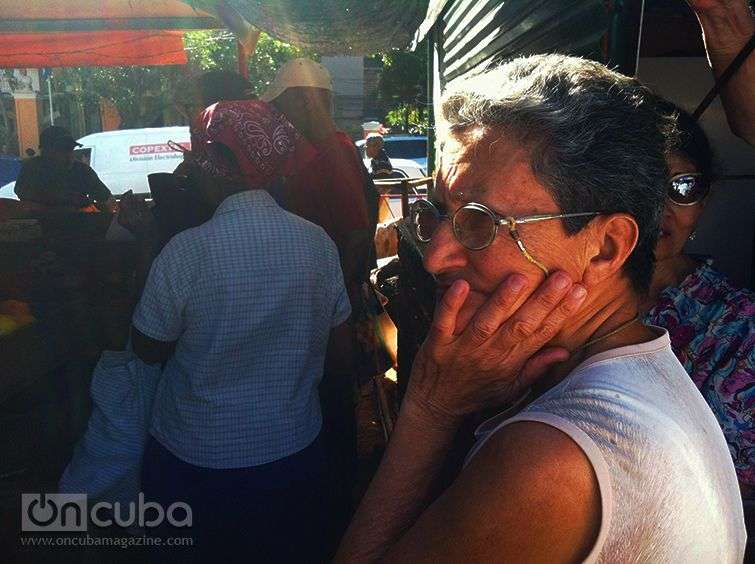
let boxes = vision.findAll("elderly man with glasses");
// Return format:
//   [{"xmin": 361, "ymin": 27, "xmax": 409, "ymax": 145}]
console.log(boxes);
[{"xmin": 335, "ymin": 54, "xmax": 746, "ymax": 563}]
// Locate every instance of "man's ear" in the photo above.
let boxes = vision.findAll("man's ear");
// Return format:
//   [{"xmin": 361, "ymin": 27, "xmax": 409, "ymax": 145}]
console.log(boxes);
[{"xmin": 582, "ymin": 214, "xmax": 639, "ymax": 288}]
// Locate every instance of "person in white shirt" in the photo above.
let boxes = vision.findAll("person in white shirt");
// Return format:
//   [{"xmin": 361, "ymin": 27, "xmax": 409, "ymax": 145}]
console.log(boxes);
[
  {"xmin": 336, "ymin": 54, "xmax": 746, "ymax": 563},
  {"xmin": 132, "ymin": 99, "xmax": 353, "ymax": 562}
]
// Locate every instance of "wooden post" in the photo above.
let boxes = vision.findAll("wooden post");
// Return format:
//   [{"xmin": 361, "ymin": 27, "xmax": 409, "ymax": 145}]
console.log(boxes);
[
  {"xmin": 400, "ymin": 179, "xmax": 409, "ymax": 218},
  {"xmin": 236, "ymin": 30, "xmax": 260, "ymax": 79},
  {"xmin": 237, "ymin": 40, "xmax": 250, "ymax": 79},
  {"xmin": 99, "ymin": 97, "xmax": 122, "ymax": 131},
  {"xmin": 13, "ymin": 92, "xmax": 39, "ymax": 155},
  {"xmin": 218, "ymin": 0, "xmax": 261, "ymax": 82}
]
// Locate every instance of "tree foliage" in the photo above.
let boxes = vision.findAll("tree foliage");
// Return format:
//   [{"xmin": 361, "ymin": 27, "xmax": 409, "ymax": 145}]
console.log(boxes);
[
  {"xmin": 385, "ymin": 104, "xmax": 429, "ymax": 135},
  {"xmin": 50, "ymin": 31, "xmax": 309, "ymax": 130},
  {"xmin": 184, "ymin": 30, "xmax": 311, "ymax": 94},
  {"xmin": 377, "ymin": 43, "xmax": 429, "ymax": 134}
]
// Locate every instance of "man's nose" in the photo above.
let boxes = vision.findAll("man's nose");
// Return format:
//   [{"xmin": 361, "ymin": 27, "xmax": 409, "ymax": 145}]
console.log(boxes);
[{"xmin": 422, "ymin": 221, "xmax": 468, "ymax": 275}]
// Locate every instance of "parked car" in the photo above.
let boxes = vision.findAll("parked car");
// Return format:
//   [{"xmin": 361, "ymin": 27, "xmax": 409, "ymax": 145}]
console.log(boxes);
[{"xmin": 0, "ymin": 127, "xmax": 191, "ymax": 201}]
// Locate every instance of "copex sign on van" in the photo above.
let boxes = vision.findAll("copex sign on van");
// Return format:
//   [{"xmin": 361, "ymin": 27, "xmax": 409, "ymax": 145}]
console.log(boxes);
[{"xmin": 129, "ymin": 142, "xmax": 190, "ymax": 162}]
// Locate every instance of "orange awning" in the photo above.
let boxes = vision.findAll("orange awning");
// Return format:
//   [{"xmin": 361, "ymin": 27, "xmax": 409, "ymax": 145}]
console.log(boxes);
[
  {"xmin": 0, "ymin": 31, "xmax": 188, "ymax": 68},
  {"xmin": 0, "ymin": 0, "xmax": 218, "ymax": 31}
]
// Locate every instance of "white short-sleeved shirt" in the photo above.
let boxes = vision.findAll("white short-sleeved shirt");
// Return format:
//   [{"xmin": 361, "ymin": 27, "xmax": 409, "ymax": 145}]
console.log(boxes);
[
  {"xmin": 468, "ymin": 330, "xmax": 747, "ymax": 563},
  {"xmin": 132, "ymin": 190, "xmax": 351, "ymax": 469}
]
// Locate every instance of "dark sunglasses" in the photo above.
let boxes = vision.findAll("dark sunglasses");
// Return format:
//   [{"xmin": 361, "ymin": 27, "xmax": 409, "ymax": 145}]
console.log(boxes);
[{"xmin": 668, "ymin": 173, "xmax": 709, "ymax": 206}]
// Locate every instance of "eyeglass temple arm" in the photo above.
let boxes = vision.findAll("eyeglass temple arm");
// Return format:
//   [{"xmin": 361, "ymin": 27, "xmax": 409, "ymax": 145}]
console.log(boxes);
[
  {"xmin": 497, "ymin": 212, "xmax": 599, "ymax": 277},
  {"xmin": 499, "ymin": 211, "xmax": 600, "ymax": 225},
  {"xmin": 504, "ymin": 217, "xmax": 550, "ymax": 276}
]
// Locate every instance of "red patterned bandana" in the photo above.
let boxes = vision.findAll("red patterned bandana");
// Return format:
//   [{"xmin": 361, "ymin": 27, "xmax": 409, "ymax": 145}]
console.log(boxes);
[{"xmin": 191, "ymin": 100, "xmax": 312, "ymax": 188}]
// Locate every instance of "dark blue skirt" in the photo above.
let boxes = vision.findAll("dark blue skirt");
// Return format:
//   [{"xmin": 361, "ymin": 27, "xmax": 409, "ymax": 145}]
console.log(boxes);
[{"xmin": 141, "ymin": 432, "xmax": 328, "ymax": 563}]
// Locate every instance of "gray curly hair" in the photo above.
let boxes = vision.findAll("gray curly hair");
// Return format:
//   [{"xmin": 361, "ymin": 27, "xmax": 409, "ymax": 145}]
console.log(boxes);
[{"xmin": 440, "ymin": 54, "xmax": 677, "ymax": 293}]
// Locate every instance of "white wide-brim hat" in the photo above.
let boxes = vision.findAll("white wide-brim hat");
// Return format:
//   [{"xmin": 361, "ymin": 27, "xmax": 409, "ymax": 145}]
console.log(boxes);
[{"xmin": 260, "ymin": 58, "xmax": 333, "ymax": 102}]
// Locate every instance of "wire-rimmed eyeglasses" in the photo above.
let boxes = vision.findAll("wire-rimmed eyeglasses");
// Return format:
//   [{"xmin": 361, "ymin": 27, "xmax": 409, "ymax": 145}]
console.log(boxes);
[{"xmin": 410, "ymin": 199, "xmax": 600, "ymax": 275}]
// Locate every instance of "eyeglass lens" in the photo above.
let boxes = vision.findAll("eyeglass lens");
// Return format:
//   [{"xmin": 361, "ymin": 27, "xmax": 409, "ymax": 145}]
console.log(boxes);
[
  {"xmin": 413, "ymin": 203, "xmax": 441, "ymax": 242},
  {"xmin": 452, "ymin": 206, "xmax": 497, "ymax": 250},
  {"xmin": 411, "ymin": 200, "xmax": 551, "ymax": 275},
  {"xmin": 669, "ymin": 174, "xmax": 707, "ymax": 204},
  {"xmin": 413, "ymin": 201, "xmax": 498, "ymax": 250}
]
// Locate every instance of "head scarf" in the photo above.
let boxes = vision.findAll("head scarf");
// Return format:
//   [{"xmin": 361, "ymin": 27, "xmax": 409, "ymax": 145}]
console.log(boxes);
[{"xmin": 190, "ymin": 100, "xmax": 312, "ymax": 188}]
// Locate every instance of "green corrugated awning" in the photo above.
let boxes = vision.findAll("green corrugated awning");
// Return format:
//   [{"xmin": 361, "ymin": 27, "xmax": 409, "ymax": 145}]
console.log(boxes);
[
  {"xmin": 415, "ymin": 0, "xmax": 645, "ymax": 88},
  {"xmin": 417, "ymin": 0, "xmax": 616, "ymax": 85}
]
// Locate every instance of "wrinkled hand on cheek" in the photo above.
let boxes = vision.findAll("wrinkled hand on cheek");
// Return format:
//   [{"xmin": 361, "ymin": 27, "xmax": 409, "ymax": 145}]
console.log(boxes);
[
  {"xmin": 448, "ymin": 271, "xmax": 545, "ymax": 336},
  {"xmin": 451, "ymin": 289, "xmax": 487, "ymax": 335}
]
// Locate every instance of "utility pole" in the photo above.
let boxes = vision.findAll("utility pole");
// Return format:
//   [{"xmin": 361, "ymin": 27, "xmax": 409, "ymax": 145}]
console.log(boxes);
[{"xmin": 47, "ymin": 74, "xmax": 54, "ymax": 125}]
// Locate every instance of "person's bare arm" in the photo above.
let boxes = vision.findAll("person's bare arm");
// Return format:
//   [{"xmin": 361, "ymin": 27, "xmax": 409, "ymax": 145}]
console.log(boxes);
[
  {"xmin": 130, "ymin": 229, "xmax": 187, "ymax": 362},
  {"xmin": 689, "ymin": 0, "xmax": 755, "ymax": 144},
  {"xmin": 382, "ymin": 420, "xmax": 600, "ymax": 564},
  {"xmin": 335, "ymin": 272, "xmax": 588, "ymax": 562},
  {"xmin": 334, "ymin": 396, "xmax": 459, "ymax": 564}
]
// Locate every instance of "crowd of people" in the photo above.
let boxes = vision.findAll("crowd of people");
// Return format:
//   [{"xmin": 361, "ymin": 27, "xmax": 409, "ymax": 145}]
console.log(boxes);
[{"xmin": 49, "ymin": 0, "xmax": 753, "ymax": 561}]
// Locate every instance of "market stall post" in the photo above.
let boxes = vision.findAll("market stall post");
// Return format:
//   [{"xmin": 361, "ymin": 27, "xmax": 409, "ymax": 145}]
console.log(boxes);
[{"xmin": 12, "ymin": 89, "xmax": 39, "ymax": 156}]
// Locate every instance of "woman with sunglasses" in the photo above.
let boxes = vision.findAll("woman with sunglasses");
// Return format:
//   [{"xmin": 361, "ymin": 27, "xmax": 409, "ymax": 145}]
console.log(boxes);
[{"xmin": 643, "ymin": 102, "xmax": 755, "ymax": 500}]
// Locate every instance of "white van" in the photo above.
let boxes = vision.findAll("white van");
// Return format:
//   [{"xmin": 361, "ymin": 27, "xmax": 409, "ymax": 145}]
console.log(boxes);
[
  {"xmin": 0, "ymin": 126, "xmax": 191, "ymax": 199},
  {"xmin": 78, "ymin": 126, "xmax": 190, "ymax": 195}
]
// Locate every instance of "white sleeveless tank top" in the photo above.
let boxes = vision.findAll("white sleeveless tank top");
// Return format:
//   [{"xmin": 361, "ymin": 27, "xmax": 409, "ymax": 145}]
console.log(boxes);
[{"xmin": 467, "ymin": 329, "xmax": 746, "ymax": 563}]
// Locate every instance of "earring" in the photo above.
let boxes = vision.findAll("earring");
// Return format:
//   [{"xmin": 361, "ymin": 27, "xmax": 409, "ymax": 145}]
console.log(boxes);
[{"xmin": 688, "ymin": 230, "xmax": 696, "ymax": 241}]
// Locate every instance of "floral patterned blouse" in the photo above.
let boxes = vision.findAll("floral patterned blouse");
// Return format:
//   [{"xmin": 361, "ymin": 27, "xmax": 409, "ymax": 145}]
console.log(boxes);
[{"xmin": 645, "ymin": 259, "xmax": 754, "ymax": 490}]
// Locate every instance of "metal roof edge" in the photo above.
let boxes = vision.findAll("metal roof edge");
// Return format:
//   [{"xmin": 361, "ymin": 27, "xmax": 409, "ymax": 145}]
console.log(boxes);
[{"xmin": 410, "ymin": 0, "xmax": 451, "ymax": 49}]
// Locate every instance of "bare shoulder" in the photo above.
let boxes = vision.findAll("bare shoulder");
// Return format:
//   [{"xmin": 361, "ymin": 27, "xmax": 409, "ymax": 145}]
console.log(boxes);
[
  {"xmin": 386, "ymin": 420, "xmax": 602, "ymax": 563},
  {"xmin": 468, "ymin": 419, "xmax": 600, "ymax": 483}
]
